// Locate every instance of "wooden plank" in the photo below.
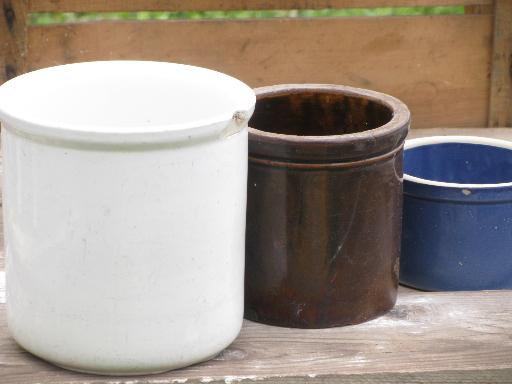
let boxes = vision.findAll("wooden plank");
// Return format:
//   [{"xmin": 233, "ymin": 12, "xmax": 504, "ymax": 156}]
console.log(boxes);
[
  {"xmin": 464, "ymin": 4, "xmax": 492, "ymax": 13},
  {"xmin": 26, "ymin": 15, "xmax": 493, "ymax": 129},
  {"xmin": 408, "ymin": 126, "xmax": 512, "ymax": 139},
  {"xmin": 488, "ymin": 0, "xmax": 512, "ymax": 127},
  {"xmin": 1, "ymin": 281, "xmax": 511, "ymax": 383},
  {"xmin": 0, "ymin": 0, "xmax": 28, "ymax": 83},
  {"xmin": 28, "ymin": 0, "xmax": 493, "ymax": 13},
  {"xmin": 0, "ymin": 4, "xmax": 5, "ymax": 83}
]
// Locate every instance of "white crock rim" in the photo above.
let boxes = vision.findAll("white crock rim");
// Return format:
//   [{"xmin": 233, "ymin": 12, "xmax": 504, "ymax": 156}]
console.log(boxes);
[
  {"xmin": 0, "ymin": 61, "xmax": 256, "ymax": 146},
  {"xmin": 404, "ymin": 136, "xmax": 512, "ymax": 189}
]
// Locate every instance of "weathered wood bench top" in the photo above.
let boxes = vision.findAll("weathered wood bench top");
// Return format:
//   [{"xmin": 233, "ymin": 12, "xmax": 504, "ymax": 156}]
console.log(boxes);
[
  {"xmin": 1, "ymin": 277, "xmax": 511, "ymax": 384},
  {"xmin": 1, "ymin": 128, "xmax": 512, "ymax": 383}
]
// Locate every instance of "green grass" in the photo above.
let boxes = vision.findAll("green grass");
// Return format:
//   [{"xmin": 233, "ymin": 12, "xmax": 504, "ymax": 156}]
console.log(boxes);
[{"xmin": 30, "ymin": 6, "xmax": 465, "ymax": 25}]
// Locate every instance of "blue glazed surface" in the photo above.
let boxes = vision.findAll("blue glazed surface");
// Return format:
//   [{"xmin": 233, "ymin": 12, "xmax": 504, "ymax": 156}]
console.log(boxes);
[
  {"xmin": 401, "ymin": 139, "xmax": 512, "ymax": 291},
  {"xmin": 405, "ymin": 143, "xmax": 512, "ymax": 184}
]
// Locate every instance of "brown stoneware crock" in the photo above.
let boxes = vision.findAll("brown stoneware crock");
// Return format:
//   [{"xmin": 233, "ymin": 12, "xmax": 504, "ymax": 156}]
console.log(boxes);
[{"xmin": 245, "ymin": 84, "xmax": 410, "ymax": 328}]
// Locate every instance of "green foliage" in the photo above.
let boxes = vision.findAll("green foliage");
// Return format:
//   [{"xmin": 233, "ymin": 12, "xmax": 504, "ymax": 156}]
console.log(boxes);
[{"xmin": 30, "ymin": 6, "xmax": 465, "ymax": 25}]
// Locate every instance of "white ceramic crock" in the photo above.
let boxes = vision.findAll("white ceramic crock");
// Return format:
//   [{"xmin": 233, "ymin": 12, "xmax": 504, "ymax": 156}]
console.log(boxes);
[{"xmin": 0, "ymin": 61, "xmax": 255, "ymax": 375}]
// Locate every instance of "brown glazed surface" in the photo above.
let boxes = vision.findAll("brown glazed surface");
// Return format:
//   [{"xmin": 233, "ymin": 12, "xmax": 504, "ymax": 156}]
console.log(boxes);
[{"xmin": 245, "ymin": 84, "xmax": 410, "ymax": 328}]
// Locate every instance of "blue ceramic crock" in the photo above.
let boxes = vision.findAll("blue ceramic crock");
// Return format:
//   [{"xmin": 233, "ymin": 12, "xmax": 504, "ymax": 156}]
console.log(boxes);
[{"xmin": 401, "ymin": 136, "xmax": 512, "ymax": 291}]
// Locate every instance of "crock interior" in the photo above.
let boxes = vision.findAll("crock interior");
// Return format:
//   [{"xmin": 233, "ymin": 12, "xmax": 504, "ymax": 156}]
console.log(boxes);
[
  {"xmin": 249, "ymin": 90, "xmax": 393, "ymax": 136},
  {"xmin": 0, "ymin": 61, "xmax": 254, "ymax": 133},
  {"xmin": 405, "ymin": 142, "xmax": 512, "ymax": 184}
]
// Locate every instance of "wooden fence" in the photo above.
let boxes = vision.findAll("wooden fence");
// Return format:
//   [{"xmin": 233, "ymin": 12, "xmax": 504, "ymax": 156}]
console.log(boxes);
[{"xmin": 1, "ymin": 0, "xmax": 511, "ymax": 128}]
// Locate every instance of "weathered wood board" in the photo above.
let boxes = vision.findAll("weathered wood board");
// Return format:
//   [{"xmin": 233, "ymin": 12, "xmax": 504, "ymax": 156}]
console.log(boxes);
[
  {"xmin": 488, "ymin": 0, "xmax": 512, "ymax": 127},
  {"xmin": 26, "ymin": 15, "xmax": 492, "ymax": 129},
  {"xmin": 2, "ymin": 0, "xmax": 504, "ymax": 128},
  {"xmin": 1, "ymin": 275, "xmax": 511, "ymax": 383}
]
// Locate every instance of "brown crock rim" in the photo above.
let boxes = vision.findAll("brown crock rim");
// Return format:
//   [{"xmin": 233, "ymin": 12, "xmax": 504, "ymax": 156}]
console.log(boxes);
[{"xmin": 248, "ymin": 84, "xmax": 411, "ymax": 163}]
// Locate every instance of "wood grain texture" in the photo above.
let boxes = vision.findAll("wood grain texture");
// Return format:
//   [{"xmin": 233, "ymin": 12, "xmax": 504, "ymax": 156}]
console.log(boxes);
[
  {"xmin": 1, "ymin": 284, "xmax": 511, "ymax": 383},
  {"xmin": 0, "ymin": 0, "xmax": 28, "ymax": 83},
  {"xmin": 0, "ymin": 2, "xmax": 7, "ymax": 82},
  {"xmin": 488, "ymin": 0, "xmax": 512, "ymax": 127},
  {"xmin": 464, "ymin": 4, "xmax": 493, "ymax": 14},
  {"xmin": 26, "ymin": 15, "xmax": 492, "ymax": 128},
  {"xmin": 407, "ymin": 126, "xmax": 512, "ymax": 139},
  {"xmin": 28, "ymin": 0, "xmax": 493, "ymax": 12}
]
